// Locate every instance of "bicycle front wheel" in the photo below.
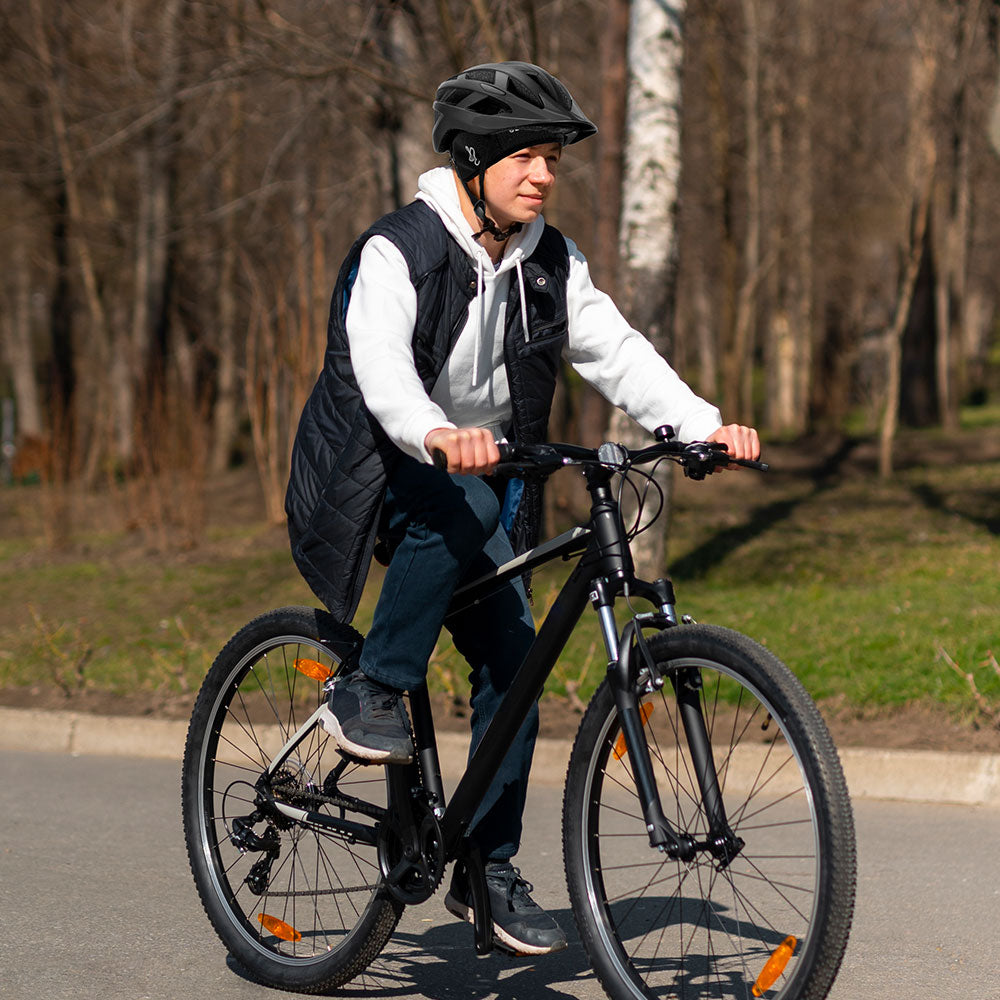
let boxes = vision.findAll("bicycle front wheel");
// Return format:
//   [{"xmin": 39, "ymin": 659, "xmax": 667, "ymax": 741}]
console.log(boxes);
[
  {"xmin": 563, "ymin": 624, "xmax": 855, "ymax": 1000},
  {"xmin": 181, "ymin": 606, "xmax": 403, "ymax": 993}
]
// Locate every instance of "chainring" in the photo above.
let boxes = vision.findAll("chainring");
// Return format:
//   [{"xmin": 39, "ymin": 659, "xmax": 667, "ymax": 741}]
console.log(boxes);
[{"xmin": 377, "ymin": 796, "xmax": 445, "ymax": 905}]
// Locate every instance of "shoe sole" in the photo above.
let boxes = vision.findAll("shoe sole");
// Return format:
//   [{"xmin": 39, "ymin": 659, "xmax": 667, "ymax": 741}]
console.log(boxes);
[
  {"xmin": 444, "ymin": 892, "xmax": 567, "ymax": 956},
  {"xmin": 318, "ymin": 706, "xmax": 413, "ymax": 765}
]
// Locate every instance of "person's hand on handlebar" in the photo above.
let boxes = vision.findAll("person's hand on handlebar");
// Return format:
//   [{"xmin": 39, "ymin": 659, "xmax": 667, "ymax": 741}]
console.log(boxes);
[
  {"xmin": 707, "ymin": 424, "xmax": 761, "ymax": 465},
  {"xmin": 425, "ymin": 426, "xmax": 501, "ymax": 475}
]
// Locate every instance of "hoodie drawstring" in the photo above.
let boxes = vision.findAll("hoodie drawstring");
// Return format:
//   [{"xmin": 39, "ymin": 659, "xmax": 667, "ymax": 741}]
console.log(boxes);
[
  {"xmin": 515, "ymin": 256, "xmax": 530, "ymax": 345},
  {"xmin": 471, "ymin": 253, "xmax": 485, "ymax": 385},
  {"xmin": 470, "ymin": 250, "xmax": 530, "ymax": 387}
]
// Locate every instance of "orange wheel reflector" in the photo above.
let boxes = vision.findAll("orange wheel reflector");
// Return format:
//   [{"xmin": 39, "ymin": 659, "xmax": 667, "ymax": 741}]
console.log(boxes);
[
  {"xmin": 752, "ymin": 935, "xmax": 797, "ymax": 996},
  {"xmin": 613, "ymin": 702, "xmax": 654, "ymax": 760},
  {"xmin": 293, "ymin": 658, "xmax": 333, "ymax": 683},
  {"xmin": 257, "ymin": 913, "xmax": 302, "ymax": 942}
]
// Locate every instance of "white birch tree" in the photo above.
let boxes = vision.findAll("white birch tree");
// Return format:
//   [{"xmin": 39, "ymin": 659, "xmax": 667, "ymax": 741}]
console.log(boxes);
[{"xmin": 609, "ymin": 0, "xmax": 686, "ymax": 579}]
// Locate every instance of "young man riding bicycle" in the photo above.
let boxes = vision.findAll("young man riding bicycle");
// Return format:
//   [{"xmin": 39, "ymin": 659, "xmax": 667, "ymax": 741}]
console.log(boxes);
[{"xmin": 285, "ymin": 61, "xmax": 759, "ymax": 956}]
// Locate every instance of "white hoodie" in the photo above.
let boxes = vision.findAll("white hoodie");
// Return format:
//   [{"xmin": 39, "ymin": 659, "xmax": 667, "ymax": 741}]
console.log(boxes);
[{"xmin": 345, "ymin": 167, "xmax": 722, "ymax": 462}]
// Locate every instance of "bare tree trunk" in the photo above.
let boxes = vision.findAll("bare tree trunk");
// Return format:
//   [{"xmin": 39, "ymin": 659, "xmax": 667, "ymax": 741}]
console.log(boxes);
[
  {"xmin": 145, "ymin": 0, "xmax": 183, "ymax": 388},
  {"xmin": 580, "ymin": 0, "xmax": 629, "ymax": 451},
  {"xmin": 209, "ymin": 29, "xmax": 243, "ymax": 474},
  {"xmin": 609, "ymin": 0, "xmax": 686, "ymax": 580},
  {"xmin": 111, "ymin": 0, "xmax": 182, "ymax": 470},
  {"xmin": 763, "ymin": 0, "xmax": 815, "ymax": 437},
  {"xmin": 593, "ymin": 0, "xmax": 629, "ymax": 300},
  {"xmin": 762, "ymin": 27, "xmax": 789, "ymax": 434},
  {"xmin": 690, "ymin": 265, "xmax": 718, "ymax": 401},
  {"xmin": 369, "ymin": 3, "xmax": 434, "ymax": 214},
  {"xmin": 699, "ymin": 3, "xmax": 733, "ymax": 405},
  {"xmin": 961, "ymin": 283, "xmax": 993, "ymax": 398},
  {"xmin": 990, "ymin": 61, "xmax": 1000, "ymax": 156},
  {"xmin": 243, "ymin": 266, "xmax": 287, "ymax": 525},
  {"xmin": 728, "ymin": 0, "xmax": 761, "ymax": 425},
  {"xmin": 880, "ymin": 185, "xmax": 932, "ymax": 479},
  {"xmin": 791, "ymin": 3, "xmax": 816, "ymax": 437},
  {"xmin": 0, "ymin": 246, "xmax": 45, "ymax": 438},
  {"xmin": 121, "ymin": 144, "xmax": 153, "ymax": 465},
  {"xmin": 31, "ymin": 0, "xmax": 113, "ymax": 480},
  {"xmin": 880, "ymin": 26, "xmax": 938, "ymax": 479},
  {"xmin": 1, "ymin": 243, "xmax": 44, "ymax": 439},
  {"xmin": 388, "ymin": 6, "xmax": 433, "ymax": 203},
  {"xmin": 934, "ymin": 0, "xmax": 975, "ymax": 431}
]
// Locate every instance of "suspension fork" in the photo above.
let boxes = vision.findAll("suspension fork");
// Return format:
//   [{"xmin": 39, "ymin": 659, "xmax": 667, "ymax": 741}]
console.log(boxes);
[
  {"xmin": 593, "ymin": 579, "xmax": 693, "ymax": 859},
  {"xmin": 670, "ymin": 668, "xmax": 743, "ymax": 865},
  {"xmin": 596, "ymin": 581, "xmax": 742, "ymax": 865}
]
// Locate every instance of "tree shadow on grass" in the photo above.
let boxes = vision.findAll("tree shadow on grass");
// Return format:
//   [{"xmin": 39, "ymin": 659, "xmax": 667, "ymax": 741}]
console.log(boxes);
[
  {"xmin": 669, "ymin": 437, "xmax": 861, "ymax": 582},
  {"xmin": 909, "ymin": 481, "xmax": 1000, "ymax": 535}
]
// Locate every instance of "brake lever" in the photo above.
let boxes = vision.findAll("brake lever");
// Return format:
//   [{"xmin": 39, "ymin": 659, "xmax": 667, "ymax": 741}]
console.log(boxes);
[
  {"xmin": 679, "ymin": 442, "xmax": 722, "ymax": 480},
  {"xmin": 679, "ymin": 442, "xmax": 769, "ymax": 478}
]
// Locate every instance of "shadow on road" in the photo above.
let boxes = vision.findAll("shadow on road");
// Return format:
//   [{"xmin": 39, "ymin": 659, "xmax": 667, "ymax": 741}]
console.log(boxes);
[{"xmin": 226, "ymin": 907, "xmax": 594, "ymax": 998}]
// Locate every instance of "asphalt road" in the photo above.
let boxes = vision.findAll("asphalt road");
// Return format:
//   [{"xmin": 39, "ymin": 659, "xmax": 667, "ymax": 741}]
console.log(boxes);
[{"xmin": 2, "ymin": 749, "xmax": 998, "ymax": 1000}]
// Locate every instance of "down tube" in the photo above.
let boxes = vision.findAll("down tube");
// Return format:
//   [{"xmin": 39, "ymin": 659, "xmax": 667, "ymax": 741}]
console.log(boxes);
[{"xmin": 440, "ymin": 560, "xmax": 594, "ymax": 855}]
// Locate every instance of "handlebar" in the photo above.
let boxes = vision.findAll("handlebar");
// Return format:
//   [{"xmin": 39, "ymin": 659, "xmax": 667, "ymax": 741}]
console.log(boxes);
[{"xmin": 432, "ymin": 424, "xmax": 768, "ymax": 481}]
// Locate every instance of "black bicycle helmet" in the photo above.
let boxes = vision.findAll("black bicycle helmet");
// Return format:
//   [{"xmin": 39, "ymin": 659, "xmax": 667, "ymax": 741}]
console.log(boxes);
[{"xmin": 433, "ymin": 61, "xmax": 597, "ymax": 180}]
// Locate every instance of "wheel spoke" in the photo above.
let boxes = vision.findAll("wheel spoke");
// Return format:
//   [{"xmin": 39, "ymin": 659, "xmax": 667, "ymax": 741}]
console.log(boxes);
[
  {"xmin": 183, "ymin": 613, "xmax": 401, "ymax": 991},
  {"xmin": 564, "ymin": 629, "xmax": 854, "ymax": 1000}
]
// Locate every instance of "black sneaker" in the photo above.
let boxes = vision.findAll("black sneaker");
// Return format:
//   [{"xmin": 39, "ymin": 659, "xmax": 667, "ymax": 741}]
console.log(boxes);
[
  {"xmin": 445, "ymin": 861, "xmax": 568, "ymax": 956},
  {"xmin": 319, "ymin": 671, "xmax": 414, "ymax": 764}
]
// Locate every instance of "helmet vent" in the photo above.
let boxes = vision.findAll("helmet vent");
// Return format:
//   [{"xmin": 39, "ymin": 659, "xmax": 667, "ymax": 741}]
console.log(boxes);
[
  {"xmin": 507, "ymin": 75, "xmax": 545, "ymax": 109},
  {"xmin": 464, "ymin": 68, "xmax": 497, "ymax": 84},
  {"xmin": 526, "ymin": 70, "xmax": 573, "ymax": 111},
  {"xmin": 436, "ymin": 86, "xmax": 467, "ymax": 106},
  {"xmin": 469, "ymin": 97, "xmax": 512, "ymax": 116}
]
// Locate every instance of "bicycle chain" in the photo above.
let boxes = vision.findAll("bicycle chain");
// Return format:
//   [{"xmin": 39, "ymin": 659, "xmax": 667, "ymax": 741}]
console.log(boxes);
[{"xmin": 268, "ymin": 769, "xmax": 385, "ymax": 821}]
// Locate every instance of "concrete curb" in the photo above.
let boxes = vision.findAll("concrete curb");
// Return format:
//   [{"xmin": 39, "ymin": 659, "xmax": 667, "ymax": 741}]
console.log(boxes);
[{"xmin": 2, "ymin": 705, "xmax": 999, "ymax": 806}]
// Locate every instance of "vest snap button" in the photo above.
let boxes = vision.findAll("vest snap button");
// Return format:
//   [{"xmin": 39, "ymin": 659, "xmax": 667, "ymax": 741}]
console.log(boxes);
[{"xmin": 535, "ymin": 276, "xmax": 547, "ymax": 287}]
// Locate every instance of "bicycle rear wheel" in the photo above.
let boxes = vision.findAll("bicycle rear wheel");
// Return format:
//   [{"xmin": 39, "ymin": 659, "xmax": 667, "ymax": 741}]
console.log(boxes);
[
  {"xmin": 181, "ymin": 606, "xmax": 403, "ymax": 993},
  {"xmin": 563, "ymin": 624, "xmax": 855, "ymax": 1000}
]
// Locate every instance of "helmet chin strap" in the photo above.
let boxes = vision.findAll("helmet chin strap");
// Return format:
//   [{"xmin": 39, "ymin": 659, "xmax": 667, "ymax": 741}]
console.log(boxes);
[{"xmin": 462, "ymin": 171, "xmax": 523, "ymax": 243}]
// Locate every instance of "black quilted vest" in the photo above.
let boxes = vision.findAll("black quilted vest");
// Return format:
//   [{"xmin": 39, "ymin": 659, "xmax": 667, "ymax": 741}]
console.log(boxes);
[{"xmin": 285, "ymin": 200, "xmax": 570, "ymax": 621}]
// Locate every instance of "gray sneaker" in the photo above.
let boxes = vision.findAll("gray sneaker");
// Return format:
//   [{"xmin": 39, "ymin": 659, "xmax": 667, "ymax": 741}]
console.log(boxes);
[
  {"xmin": 445, "ymin": 861, "xmax": 568, "ymax": 956},
  {"xmin": 319, "ymin": 671, "xmax": 414, "ymax": 764}
]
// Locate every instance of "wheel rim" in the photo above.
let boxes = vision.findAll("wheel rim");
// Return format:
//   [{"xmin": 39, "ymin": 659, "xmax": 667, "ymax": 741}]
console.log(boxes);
[
  {"xmin": 579, "ymin": 657, "xmax": 823, "ymax": 1000},
  {"xmin": 195, "ymin": 634, "xmax": 389, "ymax": 965}
]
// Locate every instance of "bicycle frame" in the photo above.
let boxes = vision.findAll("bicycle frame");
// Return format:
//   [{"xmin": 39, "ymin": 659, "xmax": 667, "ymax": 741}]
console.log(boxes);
[
  {"xmin": 258, "ymin": 458, "xmax": 738, "ymax": 951},
  {"xmin": 432, "ymin": 461, "xmax": 709, "ymax": 860}
]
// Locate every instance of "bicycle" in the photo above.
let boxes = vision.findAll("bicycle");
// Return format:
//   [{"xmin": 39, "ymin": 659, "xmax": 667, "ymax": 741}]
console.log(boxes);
[{"xmin": 181, "ymin": 425, "xmax": 856, "ymax": 999}]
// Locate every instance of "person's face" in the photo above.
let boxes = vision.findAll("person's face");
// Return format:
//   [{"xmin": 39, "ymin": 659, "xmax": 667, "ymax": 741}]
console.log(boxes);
[{"xmin": 479, "ymin": 142, "xmax": 562, "ymax": 229}]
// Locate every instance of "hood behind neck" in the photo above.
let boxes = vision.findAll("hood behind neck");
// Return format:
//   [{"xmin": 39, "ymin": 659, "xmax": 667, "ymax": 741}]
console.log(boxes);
[{"xmin": 415, "ymin": 166, "xmax": 545, "ymax": 272}]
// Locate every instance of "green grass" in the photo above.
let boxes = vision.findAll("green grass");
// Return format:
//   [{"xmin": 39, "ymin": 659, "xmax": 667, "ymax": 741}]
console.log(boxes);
[
  {"xmin": 664, "ymin": 456, "xmax": 1000, "ymax": 714},
  {"xmin": 1, "ymin": 426, "xmax": 998, "ymax": 722}
]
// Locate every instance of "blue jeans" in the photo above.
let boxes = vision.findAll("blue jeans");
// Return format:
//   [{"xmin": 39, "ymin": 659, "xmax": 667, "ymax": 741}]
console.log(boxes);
[{"xmin": 359, "ymin": 456, "xmax": 538, "ymax": 862}]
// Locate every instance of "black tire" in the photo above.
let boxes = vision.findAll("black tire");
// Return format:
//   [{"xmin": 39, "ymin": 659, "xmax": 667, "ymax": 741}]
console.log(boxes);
[
  {"xmin": 181, "ymin": 606, "xmax": 404, "ymax": 993},
  {"xmin": 563, "ymin": 624, "xmax": 855, "ymax": 1000}
]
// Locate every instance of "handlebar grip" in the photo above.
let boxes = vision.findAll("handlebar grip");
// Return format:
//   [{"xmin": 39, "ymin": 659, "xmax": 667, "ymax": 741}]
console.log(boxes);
[{"xmin": 432, "ymin": 442, "xmax": 513, "ymax": 471}]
